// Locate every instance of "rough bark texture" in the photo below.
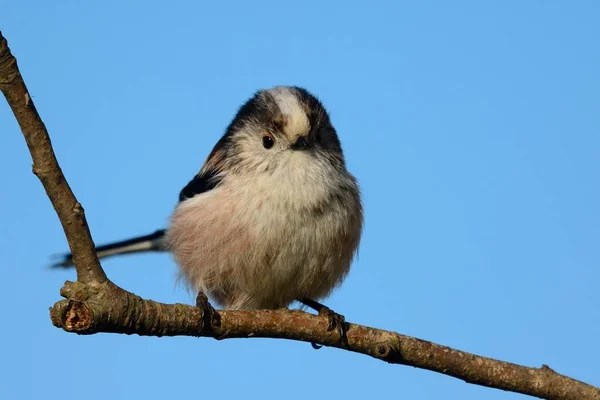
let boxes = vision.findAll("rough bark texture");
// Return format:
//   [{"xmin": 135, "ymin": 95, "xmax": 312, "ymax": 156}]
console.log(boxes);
[{"xmin": 1, "ymin": 30, "xmax": 598, "ymax": 400}]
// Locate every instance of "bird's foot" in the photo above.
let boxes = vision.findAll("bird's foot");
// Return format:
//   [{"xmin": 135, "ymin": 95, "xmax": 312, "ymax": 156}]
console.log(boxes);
[
  {"xmin": 319, "ymin": 305, "xmax": 346, "ymax": 336},
  {"xmin": 300, "ymin": 298, "xmax": 348, "ymax": 349},
  {"xmin": 196, "ymin": 292, "xmax": 220, "ymax": 331}
]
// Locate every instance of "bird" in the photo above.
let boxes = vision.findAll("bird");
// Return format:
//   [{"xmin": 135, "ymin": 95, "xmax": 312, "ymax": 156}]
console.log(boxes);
[{"xmin": 54, "ymin": 86, "xmax": 363, "ymax": 338}]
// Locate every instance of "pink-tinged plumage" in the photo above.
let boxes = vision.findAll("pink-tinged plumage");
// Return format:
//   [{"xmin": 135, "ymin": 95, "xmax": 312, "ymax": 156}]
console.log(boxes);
[{"xmin": 55, "ymin": 86, "xmax": 363, "ymax": 312}]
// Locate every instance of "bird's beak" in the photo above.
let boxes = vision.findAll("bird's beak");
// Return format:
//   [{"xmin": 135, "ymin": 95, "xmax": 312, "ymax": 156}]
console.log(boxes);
[{"xmin": 291, "ymin": 136, "xmax": 311, "ymax": 150}]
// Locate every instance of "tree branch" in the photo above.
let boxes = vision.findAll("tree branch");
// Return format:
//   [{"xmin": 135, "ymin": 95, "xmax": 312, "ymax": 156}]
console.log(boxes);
[
  {"xmin": 49, "ymin": 279, "xmax": 599, "ymax": 400},
  {"xmin": 0, "ymin": 32, "xmax": 106, "ymax": 284},
  {"xmin": 1, "ymin": 30, "xmax": 598, "ymax": 400}
]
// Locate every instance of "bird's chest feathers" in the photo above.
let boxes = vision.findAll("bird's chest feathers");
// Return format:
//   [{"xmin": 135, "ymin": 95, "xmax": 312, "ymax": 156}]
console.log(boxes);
[{"xmin": 237, "ymin": 157, "xmax": 333, "ymax": 214}]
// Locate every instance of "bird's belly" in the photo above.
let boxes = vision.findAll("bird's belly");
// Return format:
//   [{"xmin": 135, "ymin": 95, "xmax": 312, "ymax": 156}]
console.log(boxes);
[
  {"xmin": 166, "ymin": 188, "xmax": 357, "ymax": 310},
  {"xmin": 240, "ymin": 210, "xmax": 350, "ymax": 309}
]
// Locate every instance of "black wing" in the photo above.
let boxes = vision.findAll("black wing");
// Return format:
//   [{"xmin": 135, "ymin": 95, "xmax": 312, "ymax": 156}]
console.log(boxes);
[
  {"xmin": 178, "ymin": 135, "xmax": 230, "ymax": 202},
  {"xmin": 178, "ymin": 168, "xmax": 223, "ymax": 202}
]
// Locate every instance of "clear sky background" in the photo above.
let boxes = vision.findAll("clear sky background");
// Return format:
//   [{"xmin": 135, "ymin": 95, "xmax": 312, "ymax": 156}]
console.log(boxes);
[{"xmin": 1, "ymin": 1, "xmax": 599, "ymax": 399}]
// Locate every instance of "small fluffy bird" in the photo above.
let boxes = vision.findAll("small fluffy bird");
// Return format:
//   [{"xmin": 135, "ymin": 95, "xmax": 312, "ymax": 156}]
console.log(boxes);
[{"xmin": 56, "ymin": 86, "xmax": 363, "ymax": 328}]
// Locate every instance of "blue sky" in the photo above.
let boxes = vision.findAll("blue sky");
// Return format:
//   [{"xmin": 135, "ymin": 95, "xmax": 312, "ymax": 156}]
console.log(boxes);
[{"xmin": 1, "ymin": 1, "xmax": 599, "ymax": 399}]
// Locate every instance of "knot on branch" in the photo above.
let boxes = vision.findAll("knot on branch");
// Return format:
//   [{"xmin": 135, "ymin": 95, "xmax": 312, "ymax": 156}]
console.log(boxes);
[
  {"xmin": 373, "ymin": 336, "xmax": 403, "ymax": 364},
  {"xmin": 59, "ymin": 280, "xmax": 94, "ymax": 301}
]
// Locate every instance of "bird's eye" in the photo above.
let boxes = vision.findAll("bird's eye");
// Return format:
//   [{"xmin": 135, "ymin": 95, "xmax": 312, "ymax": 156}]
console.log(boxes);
[{"xmin": 262, "ymin": 134, "xmax": 275, "ymax": 149}]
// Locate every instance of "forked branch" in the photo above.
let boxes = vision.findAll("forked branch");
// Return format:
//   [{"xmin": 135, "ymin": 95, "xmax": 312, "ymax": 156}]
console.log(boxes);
[{"xmin": 1, "ymin": 31, "xmax": 598, "ymax": 400}]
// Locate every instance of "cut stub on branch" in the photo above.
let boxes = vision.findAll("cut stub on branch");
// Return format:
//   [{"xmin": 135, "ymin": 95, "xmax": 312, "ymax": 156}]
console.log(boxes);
[{"xmin": 51, "ymin": 281, "xmax": 209, "ymax": 337}]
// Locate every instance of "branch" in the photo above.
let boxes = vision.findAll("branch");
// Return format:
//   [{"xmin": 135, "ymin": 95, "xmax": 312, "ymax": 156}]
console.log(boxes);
[
  {"xmin": 49, "ymin": 280, "xmax": 599, "ymax": 400},
  {"xmin": 0, "ymin": 32, "xmax": 106, "ymax": 284},
  {"xmin": 1, "ymin": 30, "xmax": 598, "ymax": 400}
]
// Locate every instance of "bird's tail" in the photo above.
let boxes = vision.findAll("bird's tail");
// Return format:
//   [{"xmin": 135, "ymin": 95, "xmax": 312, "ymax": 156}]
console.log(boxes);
[{"xmin": 52, "ymin": 229, "xmax": 167, "ymax": 268}]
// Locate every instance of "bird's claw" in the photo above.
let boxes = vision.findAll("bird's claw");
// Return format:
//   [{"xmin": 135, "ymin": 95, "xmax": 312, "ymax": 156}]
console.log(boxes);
[
  {"xmin": 318, "ymin": 306, "xmax": 347, "ymax": 342},
  {"xmin": 196, "ymin": 292, "xmax": 219, "ymax": 330},
  {"xmin": 299, "ymin": 298, "xmax": 348, "ymax": 349}
]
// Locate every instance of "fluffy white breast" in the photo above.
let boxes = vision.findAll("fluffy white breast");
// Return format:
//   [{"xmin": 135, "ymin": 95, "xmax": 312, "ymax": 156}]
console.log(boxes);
[{"xmin": 233, "ymin": 152, "xmax": 337, "ymax": 217}]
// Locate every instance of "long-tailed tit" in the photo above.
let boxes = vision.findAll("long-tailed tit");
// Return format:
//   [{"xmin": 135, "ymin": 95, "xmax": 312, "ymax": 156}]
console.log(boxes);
[{"xmin": 56, "ymin": 86, "xmax": 363, "ymax": 334}]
